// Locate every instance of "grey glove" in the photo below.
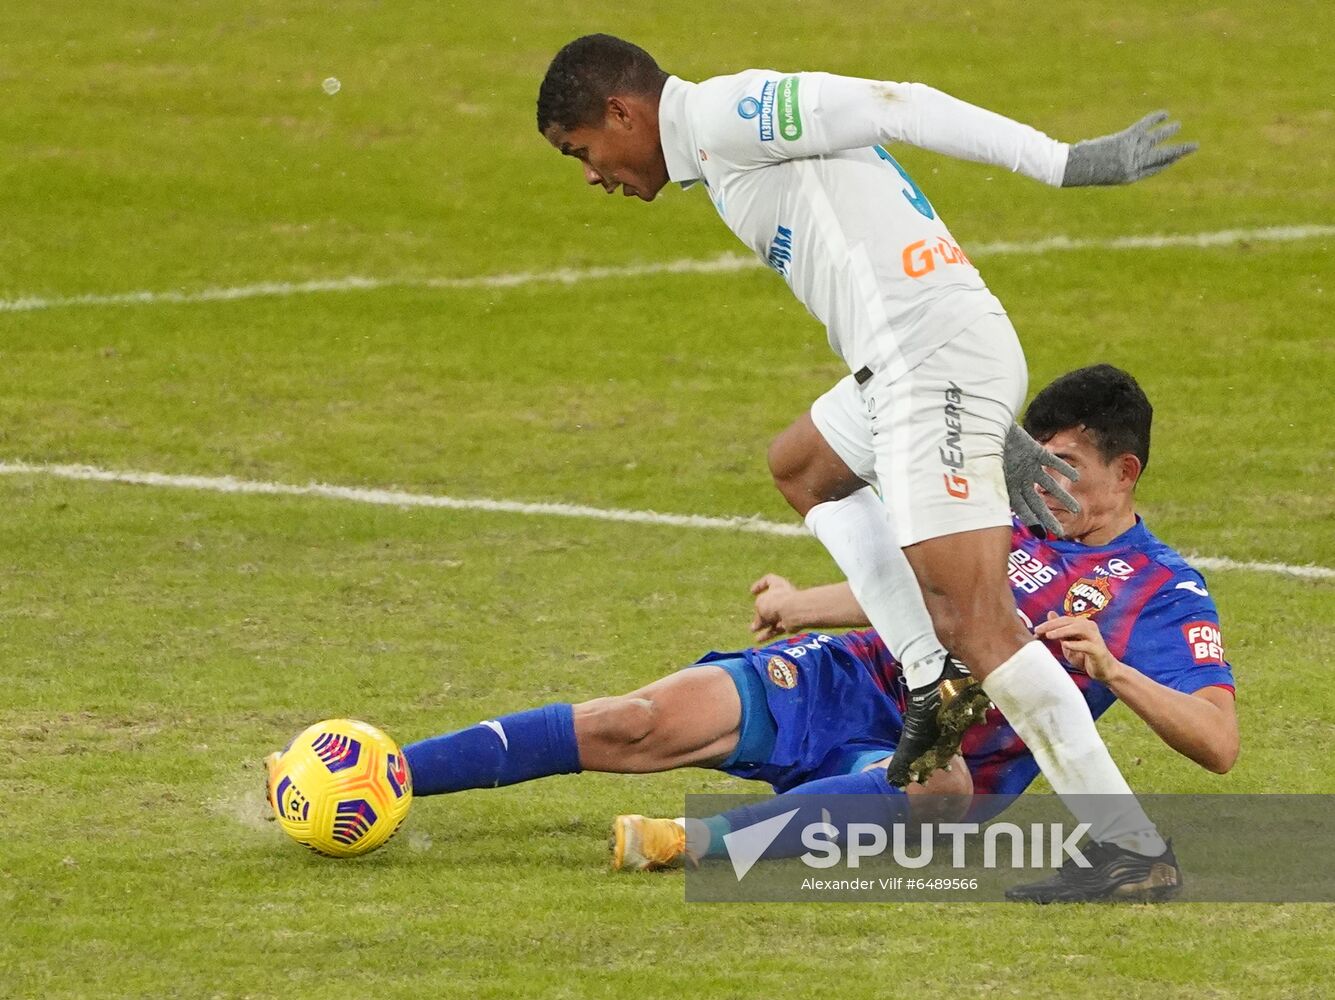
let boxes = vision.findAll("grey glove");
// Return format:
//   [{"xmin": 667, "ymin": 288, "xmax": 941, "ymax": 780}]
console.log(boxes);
[
  {"xmin": 1062, "ymin": 111, "xmax": 1198, "ymax": 187},
  {"xmin": 1004, "ymin": 424, "xmax": 1080, "ymax": 538}
]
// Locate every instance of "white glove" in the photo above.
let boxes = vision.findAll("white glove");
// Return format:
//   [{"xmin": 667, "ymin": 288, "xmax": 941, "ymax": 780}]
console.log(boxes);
[{"xmin": 1062, "ymin": 111, "xmax": 1197, "ymax": 186}]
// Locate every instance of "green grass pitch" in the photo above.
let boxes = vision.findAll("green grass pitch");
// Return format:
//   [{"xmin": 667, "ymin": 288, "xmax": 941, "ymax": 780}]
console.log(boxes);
[{"xmin": 2, "ymin": 1, "xmax": 1332, "ymax": 997}]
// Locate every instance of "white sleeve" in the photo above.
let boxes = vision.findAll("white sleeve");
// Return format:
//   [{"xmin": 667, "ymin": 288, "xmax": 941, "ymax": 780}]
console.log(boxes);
[{"xmin": 709, "ymin": 72, "xmax": 1069, "ymax": 186}]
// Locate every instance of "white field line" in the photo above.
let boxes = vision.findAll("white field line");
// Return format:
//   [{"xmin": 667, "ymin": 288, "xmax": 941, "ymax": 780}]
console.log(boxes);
[
  {"xmin": 0, "ymin": 461, "xmax": 808, "ymax": 538},
  {"xmin": 1, "ymin": 224, "xmax": 1332, "ymax": 314},
  {"xmin": 1, "ymin": 460, "xmax": 1330, "ymax": 581}
]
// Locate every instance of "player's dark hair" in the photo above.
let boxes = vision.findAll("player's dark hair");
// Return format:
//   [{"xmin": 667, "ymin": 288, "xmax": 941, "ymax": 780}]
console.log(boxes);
[
  {"xmin": 1023, "ymin": 364, "xmax": 1153, "ymax": 474},
  {"xmin": 536, "ymin": 34, "xmax": 668, "ymax": 133}
]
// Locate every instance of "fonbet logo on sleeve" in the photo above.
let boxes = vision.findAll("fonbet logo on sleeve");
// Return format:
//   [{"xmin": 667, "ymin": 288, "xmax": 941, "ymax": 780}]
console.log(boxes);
[{"xmin": 1183, "ymin": 621, "xmax": 1225, "ymax": 666}]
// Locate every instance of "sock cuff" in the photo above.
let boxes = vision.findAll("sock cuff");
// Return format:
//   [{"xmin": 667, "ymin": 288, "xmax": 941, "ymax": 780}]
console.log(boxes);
[
  {"xmin": 980, "ymin": 640, "xmax": 1064, "ymax": 711},
  {"xmin": 701, "ymin": 815, "xmax": 732, "ymax": 858},
  {"xmin": 803, "ymin": 490, "xmax": 877, "ymax": 535},
  {"xmin": 803, "ymin": 498, "xmax": 835, "ymax": 534},
  {"xmin": 542, "ymin": 702, "xmax": 582, "ymax": 775}
]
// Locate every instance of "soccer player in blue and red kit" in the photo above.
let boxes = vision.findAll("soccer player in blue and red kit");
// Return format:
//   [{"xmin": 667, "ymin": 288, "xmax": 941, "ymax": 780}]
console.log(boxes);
[{"xmin": 310, "ymin": 366, "xmax": 1236, "ymax": 902}]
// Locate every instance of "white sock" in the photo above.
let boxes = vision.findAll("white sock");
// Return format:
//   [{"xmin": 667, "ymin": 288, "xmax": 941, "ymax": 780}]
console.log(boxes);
[
  {"xmin": 805, "ymin": 490, "xmax": 948, "ymax": 689},
  {"xmin": 678, "ymin": 817, "xmax": 710, "ymax": 863},
  {"xmin": 982, "ymin": 641, "xmax": 1167, "ymax": 856}
]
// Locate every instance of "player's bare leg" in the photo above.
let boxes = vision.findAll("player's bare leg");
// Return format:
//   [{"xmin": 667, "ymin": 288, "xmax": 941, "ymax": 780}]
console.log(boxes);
[
  {"xmin": 399, "ymin": 667, "xmax": 740, "ymax": 798},
  {"xmin": 770, "ymin": 414, "xmax": 956, "ymax": 696},
  {"xmin": 574, "ymin": 666, "xmax": 741, "ymax": 772},
  {"xmin": 903, "ymin": 526, "xmax": 1032, "ymax": 674},
  {"xmin": 767, "ymin": 412, "xmax": 867, "ymax": 518},
  {"xmin": 886, "ymin": 525, "xmax": 1027, "ymax": 781},
  {"xmin": 899, "ymin": 523, "xmax": 1168, "ymax": 861}
]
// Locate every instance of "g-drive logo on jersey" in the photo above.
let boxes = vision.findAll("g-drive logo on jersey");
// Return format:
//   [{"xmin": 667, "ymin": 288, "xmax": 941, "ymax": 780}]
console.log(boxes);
[
  {"xmin": 939, "ymin": 382, "xmax": 969, "ymax": 499},
  {"xmin": 737, "ymin": 79, "xmax": 779, "ymax": 141},
  {"xmin": 902, "ymin": 237, "xmax": 973, "ymax": 278}
]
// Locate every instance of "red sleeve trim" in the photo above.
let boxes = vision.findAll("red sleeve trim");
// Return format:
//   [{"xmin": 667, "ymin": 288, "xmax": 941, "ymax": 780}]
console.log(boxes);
[{"xmin": 1201, "ymin": 683, "xmax": 1235, "ymax": 699}]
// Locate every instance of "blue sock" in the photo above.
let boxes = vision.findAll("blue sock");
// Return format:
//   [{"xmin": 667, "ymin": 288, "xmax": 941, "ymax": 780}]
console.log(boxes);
[
  {"xmin": 403, "ymin": 704, "xmax": 582, "ymax": 795},
  {"xmin": 702, "ymin": 769, "xmax": 908, "ymax": 860}
]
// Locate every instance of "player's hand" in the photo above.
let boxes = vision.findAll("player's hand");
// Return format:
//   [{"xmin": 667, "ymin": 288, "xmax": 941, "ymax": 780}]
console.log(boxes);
[
  {"xmin": 1004, "ymin": 423, "xmax": 1079, "ymax": 538},
  {"xmin": 1034, "ymin": 612, "xmax": 1124, "ymax": 683},
  {"xmin": 750, "ymin": 573, "xmax": 799, "ymax": 642},
  {"xmin": 1061, "ymin": 111, "xmax": 1198, "ymax": 186}
]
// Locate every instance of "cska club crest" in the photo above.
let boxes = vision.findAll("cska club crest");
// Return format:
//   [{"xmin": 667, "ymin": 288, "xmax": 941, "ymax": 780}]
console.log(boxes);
[
  {"xmin": 1064, "ymin": 577, "xmax": 1113, "ymax": 618},
  {"xmin": 766, "ymin": 656, "xmax": 798, "ymax": 689}
]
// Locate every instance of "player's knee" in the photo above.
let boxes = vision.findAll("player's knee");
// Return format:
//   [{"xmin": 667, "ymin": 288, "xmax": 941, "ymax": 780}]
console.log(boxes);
[
  {"xmin": 767, "ymin": 427, "xmax": 810, "ymax": 509},
  {"xmin": 907, "ymin": 757, "xmax": 974, "ymax": 824},
  {"xmin": 923, "ymin": 757, "xmax": 973, "ymax": 799}
]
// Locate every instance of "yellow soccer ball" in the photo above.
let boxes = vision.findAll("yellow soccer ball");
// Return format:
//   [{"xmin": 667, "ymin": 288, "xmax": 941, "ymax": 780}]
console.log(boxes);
[{"xmin": 268, "ymin": 719, "xmax": 413, "ymax": 858}]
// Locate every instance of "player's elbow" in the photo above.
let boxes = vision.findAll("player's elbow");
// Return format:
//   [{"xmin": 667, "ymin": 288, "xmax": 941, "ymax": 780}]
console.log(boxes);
[
  {"xmin": 1197, "ymin": 730, "xmax": 1239, "ymax": 774},
  {"xmin": 1204, "ymin": 738, "xmax": 1239, "ymax": 775}
]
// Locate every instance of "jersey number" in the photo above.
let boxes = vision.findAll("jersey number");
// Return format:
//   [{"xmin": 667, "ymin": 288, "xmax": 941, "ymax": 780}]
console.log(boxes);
[{"xmin": 874, "ymin": 146, "xmax": 935, "ymax": 220}]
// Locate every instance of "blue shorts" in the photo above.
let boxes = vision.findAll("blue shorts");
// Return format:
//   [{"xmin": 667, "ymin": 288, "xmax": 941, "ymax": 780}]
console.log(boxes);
[
  {"xmin": 705, "ymin": 657, "xmax": 778, "ymax": 769},
  {"xmin": 694, "ymin": 632, "xmax": 905, "ymax": 794}
]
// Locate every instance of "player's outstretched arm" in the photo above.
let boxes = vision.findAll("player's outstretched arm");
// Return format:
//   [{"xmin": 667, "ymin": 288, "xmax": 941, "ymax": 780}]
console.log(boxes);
[
  {"xmin": 1035, "ymin": 613, "xmax": 1239, "ymax": 774},
  {"xmin": 1061, "ymin": 111, "xmax": 1198, "ymax": 186},
  {"xmin": 718, "ymin": 73, "xmax": 1070, "ymax": 185},
  {"xmin": 715, "ymin": 74, "xmax": 1193, "ymax": 189}
]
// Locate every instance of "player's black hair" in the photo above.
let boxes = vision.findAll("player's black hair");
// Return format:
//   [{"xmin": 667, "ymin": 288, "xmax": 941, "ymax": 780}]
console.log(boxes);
[
  {"xmin": 536, "ymin": 34, "xmax": 668, "ymax": 133},
  {"xmin": 1023, "ymin": 364, "xmax": 1153, "ymax": 474}
]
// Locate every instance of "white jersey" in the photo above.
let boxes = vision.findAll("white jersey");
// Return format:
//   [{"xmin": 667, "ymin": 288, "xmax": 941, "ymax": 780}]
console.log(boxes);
[{"xmin": 657, "ymin": 71, "xmax": 1070, "ymax": 381}]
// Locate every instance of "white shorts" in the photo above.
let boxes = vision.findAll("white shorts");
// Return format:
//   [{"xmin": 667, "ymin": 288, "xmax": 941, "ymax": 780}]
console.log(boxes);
[{"xmin": 811, "ymin": 313, "xmax": 1027, "ymax": 546}]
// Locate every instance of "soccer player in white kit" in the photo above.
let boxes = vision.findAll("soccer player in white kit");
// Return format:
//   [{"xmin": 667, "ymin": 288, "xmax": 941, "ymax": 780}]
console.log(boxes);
[{"xmin": 537, "ymin": 34, "xmax": 1198, "ymax": 890}]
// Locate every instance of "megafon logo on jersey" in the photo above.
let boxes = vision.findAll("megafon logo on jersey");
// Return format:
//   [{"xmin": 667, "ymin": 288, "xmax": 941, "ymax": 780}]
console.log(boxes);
[
  {"xmin": 939, "ymin": 382, "xmax": 969, "ymax": 499},
  {"xmin": 1064, "ymin": 577, "xmax": 1113, "ymax": 618},
  {"xmin": 1183, "ymin": 621, "xmax": 1225, "ymax": 666},
  {"xmin": 776, "ymin": 76, "xmax": 804, "ymax": 140},
  {"xmin": 903, "ymin": 238, "xmax": 973, "ymax": 278}
]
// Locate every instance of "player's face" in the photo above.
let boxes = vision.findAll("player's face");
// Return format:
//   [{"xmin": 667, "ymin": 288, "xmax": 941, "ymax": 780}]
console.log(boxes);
[
  {"xmin": 544, "ymin": 100, "xmax": 669, "ymax": 203},
  {"xmin": 1034, "ymin": 427, "xmax": 1137, "ymax": 538}
]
